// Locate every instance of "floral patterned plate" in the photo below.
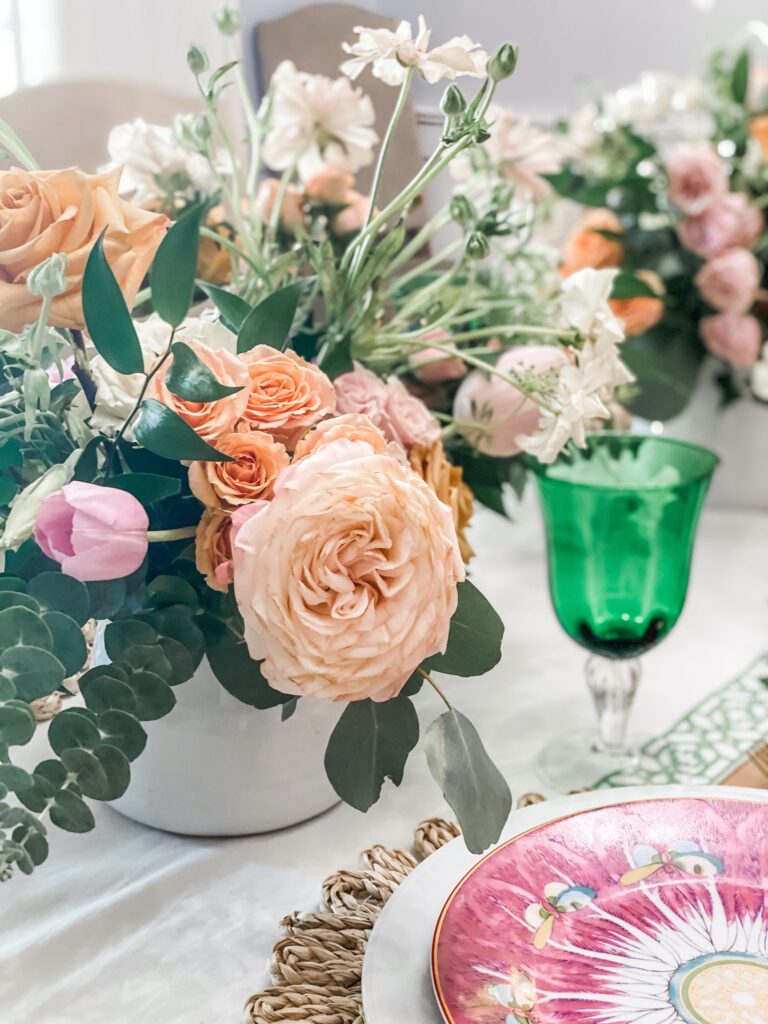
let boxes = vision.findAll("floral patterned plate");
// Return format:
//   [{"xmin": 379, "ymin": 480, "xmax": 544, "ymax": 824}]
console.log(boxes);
[{"xmin": 432, "ymin": 796, "xmax": 768, "ymax": 1024}]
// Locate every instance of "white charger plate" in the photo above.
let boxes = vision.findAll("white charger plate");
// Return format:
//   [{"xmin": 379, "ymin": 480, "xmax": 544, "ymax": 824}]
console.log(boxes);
[{"xmin": 361, "ymin": 785, "xmax": 768, "ymax": 1024}]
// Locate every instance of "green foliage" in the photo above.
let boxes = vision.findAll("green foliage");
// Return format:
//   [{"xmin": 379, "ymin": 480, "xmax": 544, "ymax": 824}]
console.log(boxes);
[
  {"xmin": 205, "ymin": 618, "xmax": 291, "ymax": 708},
  {"xmin": 200, "ymin": 283, "xmax": 251, "ymax": 330},
  {"xmin": 166, "ymin": 341, "xmax": 245, "ymax": 402},
  {"xmin": 82, "ymin": 231, "xmax": 144, "ymax": 375},
  {"xmin": 103, "ymin": 473, "xmax": 182, "ymax": 505},
  {"xmin": 151, "ymin": 203, "xmax": 207, "ymax": 326},
  {"xmin": 237, "ymin": 281, "xmax": 301, "ymax": 353},
  {"xmin": 423, "ymin": 581, "xmax": 504, "ymax": 677},
  {"xmin": 731, "ymin": 49, "xmax": 750, "ymax": 105},
  {"xmin": 134, "ymin": 399, "xmax": 234, "ymax": 462}
]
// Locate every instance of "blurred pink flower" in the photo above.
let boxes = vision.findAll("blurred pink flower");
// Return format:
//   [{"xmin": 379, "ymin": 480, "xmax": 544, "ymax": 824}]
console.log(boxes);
[
  {"xmin": 666, "ymin": 144, "xmax": 729, "ymax": 216},
  {"xmin": 694, "ymin": 248, "xmax": 761, "ymax": 313},
  {"xmin": 700, "ymin": 312, "xmax": 763, "ymax": 367},
  {"xmin": 334, "ymin": 363, "xmax": 439, "ymax": 449},
  {"xmin": 34, "ymin": 482, "xmax": 148, "ymax": 582},
  {"xmin": 409, "ymin": 329, "xmax": 466, "ymax": 384},
  {"xmin": 679, "ymin": 193, "xmax": 763, "ymax": 258}
]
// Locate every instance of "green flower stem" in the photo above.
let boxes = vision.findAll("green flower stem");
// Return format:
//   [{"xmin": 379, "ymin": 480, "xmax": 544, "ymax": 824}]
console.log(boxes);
[
  {"xmin": 418, "ymin": 667, "xmax": 453, "ymax": 710},
  {"xmin": 268, "ymin": 156, "xmax": 300, "ymax": 239},
  {"xmin": 386, "ymin": 238, "xmax": 464, "ymax": 298},
  {"xmin": 199, "ymin": 227, "xmax": 262, "ymax": 276},
  {"xmin": 234, "ymin": 60, "xmax": 264, "ymax": 198},
  {"xmin": 386, "ymin": 324, "xmax": 573, "ymax": 345},
  {"xmin": 361, "ymin": 68, "xmax": 415, "ymax": 241},
  {"xmin": 68, "ymin": 329, "xmax": 97, "ymax": 413},
  {"xmin": 147, "ymin": 526, "xmax": 198, "ymax": 542},
  {"xmin": 384, "ymin": 204, "xmax": 452, "ymax": 278},
  {"xmin": 0, "ymin": 119, "xmax": 39, "ymax": 170},
  {"xmin": 132, "ymin": 286, "xmax": 152, "ymax": 309},
  {"xmin": 29, "ymin": 295, "xmax": 53, "ymax": 363}
]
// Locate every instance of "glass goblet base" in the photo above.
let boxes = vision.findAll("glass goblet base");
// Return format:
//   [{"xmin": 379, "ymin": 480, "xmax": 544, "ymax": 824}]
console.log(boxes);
[{"xmin": 534, "ymin": 728, "xmax": 641, "ymax": 793}]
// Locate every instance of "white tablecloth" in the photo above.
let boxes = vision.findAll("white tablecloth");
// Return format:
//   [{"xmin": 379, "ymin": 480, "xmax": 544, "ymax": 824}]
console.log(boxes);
[{"xmin": 2, "ymin": 497, "xmax": 767, "ymax": 1024}]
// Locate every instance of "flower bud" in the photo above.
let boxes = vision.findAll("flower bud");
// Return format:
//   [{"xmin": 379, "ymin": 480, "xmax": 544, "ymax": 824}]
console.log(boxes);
[
  {"xmin": 487, "ymin": 43, "xmax": 519, "ymax": 82},
  {"xmin": 450, "ymin": 194, "xmax": 475, "ymax": 227},
  {"xmin": 440, "ymin": 84, "xmax": 467, "ymax": 118},
  {"xmin": 187, "ymin": 45, "xmax": 209, "ymax": 75},
  {"xmin": 465, "ymin": 231, "xmax": 490, "ymax": 261},
  {"xmin": 27, "ymin": 253, "xmax": 68, "ymax": 299},
  {"xmin": 174, "ymin": 113, "xmax": 212, "ymax": 154},
  {"xmin": 215, "ymin": 5, "xmax": 240, "ymax": 35}
]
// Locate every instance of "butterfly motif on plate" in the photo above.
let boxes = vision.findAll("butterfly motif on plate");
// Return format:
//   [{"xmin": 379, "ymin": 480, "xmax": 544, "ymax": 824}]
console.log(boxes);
[
  {"xmin": 523, "ymin": 883, "xmax": 596, "ymax": 949},
  {"xmin": 619, "ymin": 840, "xmax": 725, "ymax": 886},
  {"xmin": 486, "ymin": 968, "xmax": 537, "ymax": 1024}
]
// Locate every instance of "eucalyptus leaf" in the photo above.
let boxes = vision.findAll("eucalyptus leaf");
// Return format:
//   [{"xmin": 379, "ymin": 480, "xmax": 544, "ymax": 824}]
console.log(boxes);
[
  {"xmin": 237, "ymin": 282, "xmax": 301, "ymax": 353},
  {"xmin": 134, "ymin": 399, "xmax": 233, "ymax": 462},
  {"xmin": 200, "ymin": 282, "xmax": 251, "ymax": 330},
  {"xmin": 166, "ymin": 340, "xmax": 245, "ymax": 402},
  {"xmin": 0, "ymin": 764, "xmax": 34, "ymax": 792},
  {"xmin": 1, "ymin": 646, "xmax": 65, "ymax": 701},
  {"xmin": 92, "ymin": 744, "xmax": 130, "ymax": 800},
  {"xmin": 423, "ymin": 581, "xmax": 504, "ymax": 677},
  {"xmin": 49, "ymin": 789, "xmax": 95, "ymax": 833},
  {"xmin": 98, "ymin": 710, "xmax": 147, "ymax": 761},
  {"xmin": 146, "ymin": 576, "xmax": 199, "ymax": 610},
  {"xmin": 60, "ymin": 748, "xmax": 109, "ymax": 799},
  {"xmin": 206, "ymin": 626, "xmax": 290, "ymax": 708},
  {"xmin": 125, "ymin": 644, "xmax": 173, "ymax": 681},
  {"xmin": 12, "ymin": 825, "xmax": 48, "ymax": 866},
  {"xmin": 324, "ymin": 695, "xmax": 418, "ymax": 811},
  {"xmin": 80, "ymin": 673, "xmax": 138, "ymax": 715},
  {"xmin": 28, "ymin": 573, "xmax": 90, "ymax": 626},
  {"xmin": 82, "ymin": 230, "xmax": 144, "ymax": 374},
  {"xmin": 127, "ymin": 670, "xmax": 176, "ymax": 721},
  {"xmin": 150, "ymin": 203, "xmax": 206, "ymax": 326},
  {"xmin": 48, "ymin": 707, "xmax": 101, "ymax": 756},
  {"xmin": 104, "ymin": 619, "xmax": 158, "ymax": 663},
  {"xmin": 0, "ymin": 701, "xmax": 35, "ymax": 746},
  {"xmin": 732, "ymin": 49, "xmax": 750, "ymax": 105},
  {"xmin": 0, "ymin": 593, "xmax": 39, "ymax": 613},
  {"xmin": 42, "ymin": 611, "xmax": 87, "ymax": 676},
  {"xmin": 0, "ymin": 577, "xmax": 26, "ymax": 594},
  {"xmin": 424, "ymin": 709, "xmax": 511, "ymax": 854},
  {"xmin": 0, "ymin": 606, "xmax": 53, "ymax": 651}
]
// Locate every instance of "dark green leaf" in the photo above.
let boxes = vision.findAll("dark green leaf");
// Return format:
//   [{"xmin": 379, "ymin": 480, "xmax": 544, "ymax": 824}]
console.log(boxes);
[
  {"xmin": 42, "ymin": 612, "xmax": 87, "ymax": 676},
  {"xmin": 281, "ymin": 697, "xmax": 299, "ymax": 721},
  {"xmin": 92, "ymin": 744, "xmax": 130, "ymax": 800},
  {"xmin": 200, "ymin": 282, "xmax": 251, "ymax": 330},
  {"xmin": 85, "ymin": 578, "xmax": 127, "ymax": 620},
  {"xmin": 80, "ymin": 673, "xmax": 137, "ymax": 715},
  {"xmin": 0, "ymin": 477, "xmax": 17, "ymax": 505},
  {"xmin": 48, "ymin": 707, "xmax": 101, "ymax": 756},
  {"xmin": 0, "ymin": 439, "xmax": 22, "ymax": 472},
  {"xmin": 166, "ymin": 340, "xmax": 245, "ymax": 401},
  {"xmin": 206, "ymin": 626, "xmax": 290, "ymax": 707},
  {"xmin": 1, "ymin": 647, "xmax": 64, "ymax": 701},
  {"xmin": 134, "ymin": 399, "xmax": 233, "ymax": 462},
  {"xmin": 49, "ymin": 789, "xmax": 95, "ymax": 833},
  {"xmin": 98, "ymin": 710, "xmax": 147, "ymax": 761},
  {"xmin": 732, "ymin": 49, "xmax": 750, "ymax": 104},
  {"xmin": 237, "ymin": 282, "xmax": 301, "ymax": 353},
  {"xmin": 127, "ymin": 670, "xmax": 176, "ymax": 720},
  {"xmin": 424, "ymin": 709, "xmax": 511, "ymax": 853},
  {"xmin": 316, "ymin": 335, "xmax": 353, "ymax": 378},
  {"xmin": 0, "ymin": 764, "xmax": 34, "ymax": 791},
  {"xmin": 324, "ymin": 696, "xmax": 418, "ymax": 811},
  {"xmin": 124, "ymin": 644, "xmax": 173, "ymax": 681},
  {"xmin": 0, "ymin": 701, "xmax": 35, "ymax": 746},
  {"xmin": 12, "ymin": 825, "xmax": 48, "ymax": 866},
  {"xmin": 0, "ymin": 577, "xmax": 26, "ymax": 594},
  {"xmin": 623, "ymin": 323, "xmax": 704, "ymax": 420},
  {"xmin": 104, "ymin": 619, "xmax": 158, "ymax": 662},
  {"xmin": 60, "ymin": 748, "xmax": 109, "ymax": 799},
  {"xmin": 28, "ymin": 573, "xmax": 90, "ymax": 626},
  {"xmin": 611, "ymin": 271, "xmax": 659, "ymax": 300},
  {"xmin": 0, "ymin": 675, "xmax": 15, "ymax": 700},
  {"xmin": 0, "ymin": 592, "xmax": 39, "ymax": 613},
  {"xmin": 150, "ymin": 203, "xmax": 206, "ymax": 326},
  {"xmin": 157, "ymin": 638, "xmax": 198, "ymax": 686},
  {"xmin": 423, "ymin": 581, "xmax": 504, "ymax": 677},
  {"xmin": 103, "ymin": 473, "xmax": 181, "ymax": 505},
  {"xmin": 82, "ymin": 230, "xmax": 144, "ymax": 374},
  {"xmin": 146, "ymin": 576, "xmax": 199, "ymax": 610},
  {"xmin": 0, "ymin": 606, "xmax": 53, "ymax": 651}
]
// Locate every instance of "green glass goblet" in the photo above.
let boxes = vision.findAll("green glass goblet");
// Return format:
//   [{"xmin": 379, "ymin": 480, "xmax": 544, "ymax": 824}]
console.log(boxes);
[{"xmin": 527, "ymin": 433, "xmax": 719, "ymax": 791}]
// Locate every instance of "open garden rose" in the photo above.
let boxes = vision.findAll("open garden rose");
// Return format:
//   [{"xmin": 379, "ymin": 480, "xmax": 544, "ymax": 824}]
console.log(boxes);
[
  {"xmin": 334, "ymin": 364, "xmax": 439, "ymax": 448},
  {"xmin": 699, "ymin": 312, "xmax": 763, "ymax": 367},
  {"xmin": 561, "ymin": 209, "xmax": 624, "ymax": 276},
  {"xmin": 694, "ymin": 248, "xmax": 761, "ymax": 313},
  {"xmin": 147, "ymin": 340, "xmax": 249, "ymax": 442},
  {"xmin": 239, "ymin": 345, "xmax": 336, "ymax": 448},
  {"xmin": 678, "ymin": 193, "xmax": 763, "ymax": 258},
  {"xmin": 34, "ymin": 482, "xmax": 148, "ymax": 582},
  {"xmin": 0, "ymin": 166, "xmax": 167, "ymax": 333},
  {"xmin": 232, "ymin": 439, "xmax": 464, "ymax": 702},
  {"xmin": 665, "ymin": 144, "xmax": 728, "ymax": 216},
  {"xmin": 188, "ymin": 429, "xmax": 289, "ymax": 510},
  {"xmin": 293, "ymin": 412, "xmax": 391, "ymax": 459}
]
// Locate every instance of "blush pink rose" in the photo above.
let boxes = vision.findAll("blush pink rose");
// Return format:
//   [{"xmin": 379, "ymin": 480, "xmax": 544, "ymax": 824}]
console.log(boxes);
[
  {"xmin": 679, "ymin": 193, "xmax": 764, "ymax": 258},
  {"xmin": 694, "ymin": 248, "xmax": 762, "ymax": 313},
  {"xmin": 700, "ymin": 313, "xmax": 763, "ymax": 367},
  {"xmin": 253, "ymin": 178, "xmax": 306, "ymax": 231},
  {"xmin": 409, "ymin": 329, "xmax": 467, "ymax": 384},
  {"xmin": 334, "ymin": 364, "xmax": 439, "ymax": 449},
  {"xmin": 232, "ymin": 440, "xmax": 464, "ymax": 702},
  {"xmin": 666, "ymin": 145, "xmax": 729, "ymax": 216},
  {"xmin": 293, "ymin": 412, "xmax": 391, "ymax": 459},
  {"xmin": 303, "ymin": 167, "xmax": 356, "ymax": 205},
  {"xmin": 34, "ymin": 482, "xmax": 148, "ymax": 582},
  {"xmin": 453, "ymin": 346, "xmax": 569, "ymax": 457}
]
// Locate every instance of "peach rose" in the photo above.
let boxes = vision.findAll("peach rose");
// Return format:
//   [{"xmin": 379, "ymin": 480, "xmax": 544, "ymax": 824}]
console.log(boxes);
[
  {"xmin": 408, "ymin": 440, "xmax": 474, "ymax": 563},
  {"xmin": 609, "ymin": 270, "xmax": 665, "ymax": 337},
  {"xmin": 700, "ymin": 313, "xmax": 763, "ymax": 367},
  {"xmin": 294, "ymin": 412, "xmax": 391, "ymax": 459},
  {"xmin": 252, "ymin": 178, "xmax": 306, "ymax": 230},
  {"xmin": 409, "ymin": 328, "xmax": 467, "ymax": 383},
  {"xmin": 679, "ymin": 193, "xmax": 763, "ymax": 259},
  {"xmin": 694, "ymin": 248, "xmax": 761, "ymax": 313},
  {"xmin": 331, "ymin": 191, "xmax": 377, "ymax": 235},
  {"xmin": 453, "ymin": 346, "xmax": 569, "ymax": 457},
  {"xmin": 562, "ymin": 209, "xmax": 624, "ymax": 276},
  {"xmin": 665, "ymin": 145, "xmax": 728, "ymax": 216},
  {"xmin": 188, "ymin": 429, "xmax": 289, "ymax": 510},
  {"xmin": 334, "ymin": 364, "xmax": 439, "ymax": 449},
  {"xmin": 195, "ymin": 508, "xmax": 234, "ymax": 592},
  {"xmin": 232, "ymin": 439, "xmax": 464, "ymax": 702},
  {"xmin": 0, "ymin": 166, "xmax": 168, "ymax": 333},
  {"xmin": 303, "ymin": 167, "xmax": 356, "ymax": 205},
  {"xmin": 147, "ymin": 340, "xmax": 249, "ymax": 442},
  {"xmin": 239, "ymin": 344, "xmax": 336, "ymax": 448},
  {"xmin": 749, "ymin": 114, "xmax": 768, "ymax": 160}
]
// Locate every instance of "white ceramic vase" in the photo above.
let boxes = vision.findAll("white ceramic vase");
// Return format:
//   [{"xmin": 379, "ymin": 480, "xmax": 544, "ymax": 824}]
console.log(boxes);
[
  {"xmin": 92, "ymin": 631, "xmax": 342, "ymax": 836},
  {"xmin": 634, "ymin": 358, "xmax": 768, "ymax": 510}
]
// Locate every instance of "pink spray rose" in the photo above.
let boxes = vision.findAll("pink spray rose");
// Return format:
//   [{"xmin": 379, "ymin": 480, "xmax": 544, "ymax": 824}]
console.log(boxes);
[
  {"xmin": 409, "ymin": 328, "xmax": 467, "ymax": 384},
  {"xmin": 694, "ymin": 248, "xmax": 761, "ymax": 313},
  {"xmin": 34, "ymin": 482, "xmax": 148, "ymax": 582},
  {"xmin": 232, "ymin": 440, "xmax": 464, "ymax": 702},
  {"xmin": 334, "ymin": 363, "xmax": 439, "ymax": 449},
  {"xmin": 666, "ymin": 145, "xmax": 729, "ymax": 216},
  {"xmin": 700, "ymin": 313, "xmax": 763, "ymax": 367},
  {"xmin": 453, "ymin": 346, "xmax": 568, "ymax": 457},
  {"xmin": 679, "ymin": 193, "xmax": 764, "ymax": 259}
]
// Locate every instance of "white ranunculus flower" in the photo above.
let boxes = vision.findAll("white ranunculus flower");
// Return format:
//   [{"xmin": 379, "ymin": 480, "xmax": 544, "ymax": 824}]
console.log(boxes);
[
  {"xmin": 90, "ymin": 312, "xmax": 236, "ymax": 436},
  {"xmin": 262, "ymin": 61, "xmax": 378, "ymax": 181},
  {"xmin": 341, "ymin": 16, "xmax": 487, "ymax": 86},
  {"xmin": 104, "ymin": 119, "xmax": 222, "ymax": 207}
]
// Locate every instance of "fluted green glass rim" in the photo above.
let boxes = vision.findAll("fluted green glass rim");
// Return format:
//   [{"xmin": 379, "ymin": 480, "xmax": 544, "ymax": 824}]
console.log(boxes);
[{"xmin": 524, "ymin": 432, "xmax": 720, "ymax": 493}]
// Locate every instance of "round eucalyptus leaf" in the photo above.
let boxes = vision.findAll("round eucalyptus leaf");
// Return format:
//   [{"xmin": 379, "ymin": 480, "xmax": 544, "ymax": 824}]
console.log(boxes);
[
  {"xmin": 158, "ymin": 637, "xmax": 197, "ymax": 686},
  {"xmin": 1, "ymin": 646, "xmax": 65, "ymax": 702},
  {"xmin": 3, "ymin": 840, "xmax": 34, "ymax": 875},
  {"xmin": 104, "ymin": 619, "xmax": 158, "ymax": 663},
  {"xmin": 42, "ymin": 612, "xmax": 87, "ymax": 677},
  {"xmin": 29, "ymin": 573, "xmax": 90, "ymax": 627},
  {"xmin": 49, "ymin": 789, "xmax": 95, "ymax": 833},
  {"xmin": 79, "ymin": 674, "xmax": 137, "ymax": 716},
  {"xmin": 0, "ymin": 674, "xmax": 16, "ymax": 701},
  {"xmin": 84, "ymin": 664, "xmax": 129, "ymax": 685},
  {"xmin": 0, "ymin": 606, "xmax": 53, "ymax": 652},
  {"xmin": 0, "ymin": 593, "xmax": 39, "ymax": 614},
  {"xmin": 12, "ymin": 825, "xmax": 48, "ymax": 866},
  {"xmin": 98, "ymin": 710, "xmax": 147, "ymax": 761},
  {"xmin": 48, "ymin": 708, "xmax": 101, "ymax": 756},
  {"xmin": 0, "ymin": 764, "xmax": 34, "ymax": 792},
  {"xmin": 93, "ymin": 744, "xmax": 130, "ymax": 800},
  {"xmin": 0, "ymin": 701, "xmax": 35, "ymax": 746},
  {"xmin": 0, "ymin": 577, "xmax": 27, "ymax": 594},
  {"xmin": 60, "ymin": 748, "xmax": 109, "ymax": 799},
  {"xmin": 35, "ymin": 759, "xmax": 68, "ymax": 790},
  {"xmin": 125, "ymin": 644, "xmax": 173, "ymax": 683},
  {"xmin": 147, "ymin": 576, "xmax": 199, "ymax": 609},
  {"xmin": 127, "ymin": 671, "xmax": 176, "ymax": 721}
]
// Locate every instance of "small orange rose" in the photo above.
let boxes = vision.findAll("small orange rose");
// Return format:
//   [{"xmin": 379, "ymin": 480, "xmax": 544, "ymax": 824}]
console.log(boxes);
[
  {"xmin": 749, "ymin": 114, "xmax": 768, "ymax": 160},
  {"xmin": 562, "ymin": 209, "xmax": 624, "ymax": 276},
  {"xmin": 188, "ymin": 429, "xmax": 289, "ymax": 511},
  {"xmin": 252, "ymin": 178, "xmax": 306, "ymax": 231},
  {"xmin": 609, "ymin": 270, "xmax": 665, "ymax": 337},
  {"xmin": 0, "ymin": 166, "xmax": 168, "ymax": 333},
  {"xmin": 303, "ymin": 167, "xmax": 356, "ymax": 205},
  {"xmin": 195, "ymin": 508, "xmax": 233, "ymax": 592}
]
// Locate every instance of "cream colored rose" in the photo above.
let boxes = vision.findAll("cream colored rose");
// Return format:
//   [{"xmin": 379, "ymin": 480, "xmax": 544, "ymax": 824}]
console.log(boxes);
[
  {"xmin": 188, "ymin": 429, "xmax": 289, "ymax": 510},
  {"xmin": 0, "ymin": 166, "xmax": 168, "ymax": 332},
  {"xmin": 232, "ymin": 440, "xmax": 465, "ymax": 702},
  {"xmin": 293, "ymin": 412, "xmax": 392, "ymax": 459}
]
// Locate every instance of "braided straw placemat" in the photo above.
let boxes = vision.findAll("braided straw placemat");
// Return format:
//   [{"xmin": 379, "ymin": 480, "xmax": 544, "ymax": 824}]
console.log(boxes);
[{"xmin": 242, "ymin": 794, "xmax": 547, "ymax": 1024}]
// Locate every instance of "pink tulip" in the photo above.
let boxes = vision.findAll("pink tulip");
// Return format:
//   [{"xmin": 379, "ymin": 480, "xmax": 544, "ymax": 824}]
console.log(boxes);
[{"xmin": 34, "ymin": 482, "xmax": 149, "ymax": 582}]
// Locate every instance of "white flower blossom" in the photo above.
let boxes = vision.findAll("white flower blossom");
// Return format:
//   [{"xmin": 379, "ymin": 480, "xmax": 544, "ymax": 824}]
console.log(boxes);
[
  {"xmin": 262, "ymin": 61, "xmax": 378, "ymax": 181},
  {"xmin": 104, "ymin": 119, "xmax": 223, "ymax": 207},
  {"xmin": 1, "ymin": 452, "xmax": 79, "ymax": 553},
  {"xmin": 751, "ymin": 343, "xmax": 768, "ymax": 402},
  {"xmin": 341, "ymin": 17, "xmax": 487, "ymax": 87}
]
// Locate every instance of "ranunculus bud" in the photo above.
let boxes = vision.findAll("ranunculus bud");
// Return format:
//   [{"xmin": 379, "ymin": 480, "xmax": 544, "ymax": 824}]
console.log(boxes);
[
  {"xmin": 27, "ymin": 253, "xmax": 68, "ymax": 299},
  {"xmin": 215, "ymin": 5, "xmax": 240, "ymax": 35},
  {"xmin": 465, "ymin": 231, "xmax": 490, "ymax": 260},
  {"xmin": 174, "ymin": 113, "xmax": 212, "ymax": 154},
  {"xmin": 187, "ymin": 45, "xmax": 209, "ymax": 75},
  {"xmin": 487, "ymin": 44, "xmax": 519, "ymax": 82},
  {"xmin": 450, "ymin": 194, "xmax": 475, "ymax": 227},
  {"xmin": 441, "ymin": 84, "xmax": 467, "ymax": 117}
]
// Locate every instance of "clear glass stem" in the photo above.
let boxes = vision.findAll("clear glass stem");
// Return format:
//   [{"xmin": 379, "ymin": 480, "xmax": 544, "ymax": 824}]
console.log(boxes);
[{"xmin": 585, "ymin": 655, "xmax": 641, "ymax": 757}]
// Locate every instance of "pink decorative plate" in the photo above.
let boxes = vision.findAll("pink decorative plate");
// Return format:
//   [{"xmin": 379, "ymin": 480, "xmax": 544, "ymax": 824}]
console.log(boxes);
[{"xmin": 432, "ymin": 796, "xmax": 768, "ymax": 1024}]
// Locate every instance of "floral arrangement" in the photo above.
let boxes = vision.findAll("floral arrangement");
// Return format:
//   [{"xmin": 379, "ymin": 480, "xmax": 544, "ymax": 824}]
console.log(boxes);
[
  {"xmin": 0, "ymin": 11, "xmax": 631, "ymax": 879},
  {"xmin": 550, "ymin": 43, "xmax": 768, "ymax": 420}
]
